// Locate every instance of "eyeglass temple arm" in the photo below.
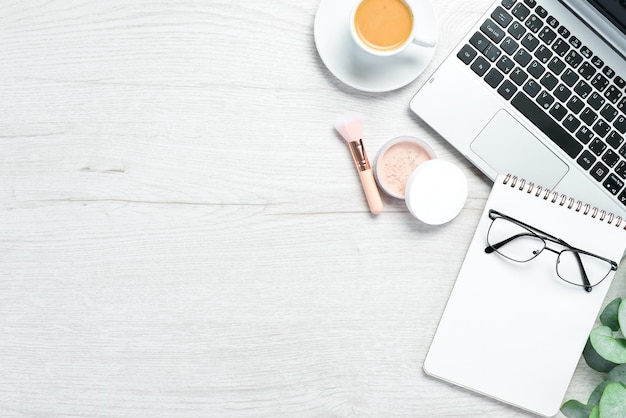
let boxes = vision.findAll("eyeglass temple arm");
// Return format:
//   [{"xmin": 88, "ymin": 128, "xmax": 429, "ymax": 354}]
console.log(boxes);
[
  {"xmin": 484, "ymin": 233, "xmax": 536, "ymax": 253},
  {"xmin": 568, "ymin": 242, "xmax": 593, "ymax": 292},
  {"xmin": 489, "ymin": 209, "xmax": 563, "ymax": 243}
]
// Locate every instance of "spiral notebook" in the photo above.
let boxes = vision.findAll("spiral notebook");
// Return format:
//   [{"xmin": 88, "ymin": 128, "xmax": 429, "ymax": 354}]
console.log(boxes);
[{"xmin": 425, "ymin": 174, "xmax": 626, "ymax": 417}]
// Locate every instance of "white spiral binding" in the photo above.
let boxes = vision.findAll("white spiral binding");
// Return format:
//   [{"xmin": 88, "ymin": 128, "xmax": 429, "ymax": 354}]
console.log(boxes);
[{"xmin": 503, "ymin": 174, "xmax": 625, "ymax": 229}]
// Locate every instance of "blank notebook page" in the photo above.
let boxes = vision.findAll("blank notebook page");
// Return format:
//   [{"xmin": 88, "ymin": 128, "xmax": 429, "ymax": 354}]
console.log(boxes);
[{"xmin": 424, "ymin": 174, "xmax": 626, "ymax": 417}]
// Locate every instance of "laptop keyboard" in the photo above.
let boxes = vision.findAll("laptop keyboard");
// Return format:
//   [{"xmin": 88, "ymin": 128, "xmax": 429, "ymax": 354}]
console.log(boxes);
[{"xmin": 457, "ymin": 0, "xmax": 626, "ymax": 206}]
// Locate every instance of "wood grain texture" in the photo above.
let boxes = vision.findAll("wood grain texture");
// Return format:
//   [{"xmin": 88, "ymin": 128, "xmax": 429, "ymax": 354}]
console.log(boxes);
[{"xmin": 1, "ymin": 0, "xmax": 624, "ymax": 416}]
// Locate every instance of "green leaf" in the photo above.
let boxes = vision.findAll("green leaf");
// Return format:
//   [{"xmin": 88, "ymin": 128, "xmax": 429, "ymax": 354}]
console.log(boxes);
[
  {"xmin": 619, "ymin": 299, "xmax": 626, "ymax": 334},
  {"xmin": 601, "ymin": 298, "xmax": 622, "ymax": 331},
  {"xmin": 590, "ymin": 381, "xmax": 611, "ymax": 406},
  {"xmin": 590, "ymin": 406, "xmax": 600, "ymax": 418},
  {"xmin": 584, "ymin": 337, "xmax": 619, "ymax": 372},
  {"xmin": 590, "ymin": 326, "xmax": 626, "ymax": 364},
  {"xmin": 607, "ymin": 364, "xmax": 626, "ymax": 385},
  {"xmin": 562, "ymin": 399, "xmax": 594, "ymax": 418},
  {"xmin": 599, "ymin": 382, "xmax": 626, "ymax": 418}
]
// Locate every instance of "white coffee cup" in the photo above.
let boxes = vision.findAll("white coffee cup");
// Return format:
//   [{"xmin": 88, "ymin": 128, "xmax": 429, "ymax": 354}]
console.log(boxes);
[{"xmin": 350, "ymin": 0, "xmax": 437, "ymax": 57}]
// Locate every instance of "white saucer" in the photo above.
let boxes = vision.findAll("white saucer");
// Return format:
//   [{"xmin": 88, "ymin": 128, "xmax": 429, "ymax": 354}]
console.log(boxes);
[{"xmin": 314, "ymin": 0, "xmax": 437, "ymax": 93}]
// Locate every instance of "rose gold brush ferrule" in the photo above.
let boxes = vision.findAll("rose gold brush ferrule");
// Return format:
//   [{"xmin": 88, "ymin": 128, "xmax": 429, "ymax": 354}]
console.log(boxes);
[
  {"xmin": 348, "ymin": 138, "xmax": 383, "ymax": 215},
  {"xmin": 348, "ymin": 139, "xmax": 371, "ymax": 172}
]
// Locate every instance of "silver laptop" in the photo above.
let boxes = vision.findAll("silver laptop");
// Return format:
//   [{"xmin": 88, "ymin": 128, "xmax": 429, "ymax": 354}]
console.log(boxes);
[{"xmin": 410, "ymin": 0, "xmax": 626, "ymax": 217}]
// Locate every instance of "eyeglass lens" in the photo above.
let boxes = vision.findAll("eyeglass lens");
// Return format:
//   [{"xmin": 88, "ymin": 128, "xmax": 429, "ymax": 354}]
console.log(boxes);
[
  {"xmin": 487, "ymin": 216, "xmax": 614, "ymax": 288},
  {"xmin": 557, "ymin": 250, "xmax": 614, "ymax": 288},
  {"xmin": 487, "ymin": 217, "xmax": 545, "ymax": 262}
]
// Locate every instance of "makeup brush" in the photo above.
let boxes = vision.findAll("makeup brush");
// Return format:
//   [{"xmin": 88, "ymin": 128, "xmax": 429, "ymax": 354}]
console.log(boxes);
[{"xmin": 334, "ymin": 112, "xmax": 383, "ymax": 215}]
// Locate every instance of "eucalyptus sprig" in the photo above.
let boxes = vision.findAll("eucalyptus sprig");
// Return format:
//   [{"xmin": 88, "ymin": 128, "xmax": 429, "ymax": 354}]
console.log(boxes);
[{"xmin": 562, "ymin": 298, "xmax": 626, "ymax": 418}]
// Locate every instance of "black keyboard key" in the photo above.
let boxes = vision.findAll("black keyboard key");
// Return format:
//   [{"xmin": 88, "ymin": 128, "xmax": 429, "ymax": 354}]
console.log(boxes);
[
  {"xmin": 552, "ymin": 38, "xmax": 570, "ymax": 57},
  {"xmin": 458, "ymin": 44, "xmax": 478, "ymax": 64},
  {"xmin": 558, "ymin": 25, "xmax": 571, "ymax": 38},
  {"xmin": 587, "ymin": 92, "xmax": 605, "ymax": 111},
  {"xmin": 578, "ymin": 62, "xmax": 596, "ymax": 80},
  {"xmin": 534, "ymin": 45, "xmax": 552, "ymax": 63},
  {"xmin": 601, "ymin": 104, "xmax": 619, "ymax": 122},
  {"xmin": 602, "ymin": 149, "xmax": 620, "ymax": 167},
  {"xmin": 565, "ymin": 50, "xmax": 583, "ymax": 68},
  {"xmin": 514, "ymin": 49, "xmax": 532, "ymax": 66},
  {"xmin": 502, "ymin": 0, "xmax": 516, "ymax": 9},
  {"xmin": 603, "ymin": 66, "xmax": 615, "ymax": 79},
  {"xmin": 547, "ymin": 16, "xmax": 559, "ymax": 28},
  {"xmin": 618, "ymin": 98, "xmax": 626, "ymax": 113},
  {"xmin": 471, "ymin": 56, "xmax": 490, "ymax": 76},
  {"xmin": 501, "ymin": 37, "xmax": 519, "ymax": 55},
  {"xmin": 511, "ymin": 92, "xmax": 583, "ymax": 158},
  {"xmin": 607, "ymin": 131, "xmax": 624, "ymax": 149},
  {"xmin": 614, "ymin": 115, "xmax": 626, "ymax": 134},
  {"xmin": 577, "ymin": 150, "xmax": 596, "ymax": 170},
  {"xmin": 576, "ymin": 126, "xmax": 594, "ymax": 144},
  {"xmin": 591, "ymin": 56, "xmax": 604, "ymax": 68},
  {"xmin": 592, "ymin": 74, "xmax": 610, "ymax": 92},
  {"xmin": 512, "ymin": 3, "xmax": 530, "ymax": 21},
  {"xmin": 590, "ymin": 138, "xmax": 607, "ymax": 156},
  {"xmin": 521, "ymin": 33, "xmax": 539, "ymax": 51},
  {"xmin": 618, "ymin": 190, "xmax": 626, "ymax": 206},
  {"xmin": 528, "ymin": 60, "xmax": 545, "ymax": 78},
  {"xmin": 547, "ymin": 57, "xmax": 566, "ymax": 75},
  {"xmin": 496, "ymin": 56, "xmax": 515, "ymax": 73},
  {"xmin": 510, "ymin": 67, "xmax": 529, "ymax": 85},
  {"xmin": 580, "ymin": 46, "xmax": 593, "ymax": 59},
  {"xmin": 538, "ymin": 27, "xmax": 556, "ymax": 45},
  {"xmin": 523, "ymin": 79, "xmax": 541, "ymax": 97},
  {"xmin": 483, "ymin": 44, "xmax": 502, "ymax": 62},
  {"xmin": 537, "ymin": 91, "xmax": 555, "ymax": 109},
  {"xmin": 508, "ymin": 21, "xmax": 527, "ymax": 40},
  {"xmin": 540, "ymin": 73, "xmax": 558, "ymax": 91},
  {"xmin": 580, "ymin": 107, "xmax": 598, "ymax": 126},
  {"xmin": 615, "ymin": 76, "xmax": 626, "ymax": 89},
  {"xmin": 549, "ymin": 102, "xmax": 567, "ymax": 121},
  {"xmin": 620, "ymin": 144, "xmax": 626, "ymax": 157},
  {"xmin": 524, "ymin": 0, "xmax": 536, "ymax": 7},
  {"xmin": 569, "ymin": 36, "xmax": 582, "ymax": 49},
  {"xmin": 591, "ymin": 162, "xmax": 609, "ymax": 181},
  {"xmin": 561, "ymin": 68, "xmax": 579, "ymax": 87},
  {"xmin": 616, "ymin": 161, "xmax": 626, "ymax": 179},
  {"xmin": 482, "ymin": 19, "xmax": 506, "ymax": 43},
  {"xmin": 492, "ymin": 6, "xmax": 513, "ymax": 28},
  {"xmin": 525, "ymin": 14, "xmax": 543, "ymax": 33},
  {"xmin": 554, "ymin": 84, "xmax": 572, "ymax": 102},
  {"xmin": 574, "ymin": 80, "xmax": 592, "ymax": 99},
  {"xmin": 470, "ymin": 32, "xmax": 490, "ymax": 52},
  {"xmin": 485, "ymin": 68, "xmax": 505, "ymax": 88},
  {"xmin": 567, "ymin": 96, "xmax": 585, "ymax": 114},
  {"xmin": 498, "ymin": 80, "xmax": 518, "ymax": 100},
  {"xmin": 563, "ymin": 114, "xmax": 582, "ymax": 133},
  {"xmin": 603, "ymin": 173, "xmax": 624, "ymax": 195},
  {"xmin": 593, "ymin": 120, "xmax": 610, "ymax": 138},
  {"xmin": 605, "ymin": 85, "xmax": 622, "ymax": 104},
  {"xmin": 535, "ymin": 6, "xmax": 548, "ymax": 18}
]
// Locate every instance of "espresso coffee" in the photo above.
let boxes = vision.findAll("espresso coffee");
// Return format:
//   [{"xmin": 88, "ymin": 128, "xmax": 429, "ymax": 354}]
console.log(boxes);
[{"xmin": 353, "ymin": 0, "xmax": 414, "ymax": 52}]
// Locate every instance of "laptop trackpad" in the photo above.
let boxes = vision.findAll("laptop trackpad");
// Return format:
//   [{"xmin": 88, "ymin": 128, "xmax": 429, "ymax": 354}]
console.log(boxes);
[{"xmin": 470, "ymin": 109, "xmax": 569, "ymax": 189}]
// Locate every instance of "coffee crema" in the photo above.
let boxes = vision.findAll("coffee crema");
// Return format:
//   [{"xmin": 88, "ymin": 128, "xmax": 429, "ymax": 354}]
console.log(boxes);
[{"xmin": 354, "ymin": 0, "xmax": 414, "ymax": 51}]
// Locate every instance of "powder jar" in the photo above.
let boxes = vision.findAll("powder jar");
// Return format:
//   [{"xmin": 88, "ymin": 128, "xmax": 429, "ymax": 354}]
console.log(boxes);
[{"xmin": 374, "ymin": 135, "xmax": 436, "ymax": 199}]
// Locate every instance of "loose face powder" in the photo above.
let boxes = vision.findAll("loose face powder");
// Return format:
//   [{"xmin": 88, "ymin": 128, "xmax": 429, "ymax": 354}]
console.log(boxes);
[{"xmin": 375, "ymin": 136, "xmax": 436, "ymax": 199}]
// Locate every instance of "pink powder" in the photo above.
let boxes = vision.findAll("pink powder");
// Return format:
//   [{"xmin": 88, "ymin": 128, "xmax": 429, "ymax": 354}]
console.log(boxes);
[{"xmin": 377, "ymin": 140, "xmax": 434, "ymax": 198}]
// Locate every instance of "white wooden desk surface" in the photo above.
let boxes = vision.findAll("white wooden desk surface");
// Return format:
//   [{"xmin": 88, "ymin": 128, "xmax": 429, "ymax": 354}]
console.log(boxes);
[{"xmin": 2, "ymin": 1, "xmax": 625, "ymax": 416}]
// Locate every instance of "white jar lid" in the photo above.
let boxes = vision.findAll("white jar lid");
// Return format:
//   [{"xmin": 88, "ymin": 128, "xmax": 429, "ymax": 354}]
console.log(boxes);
[{"xmin": 404, "ymin": 159, "xmax": 467, "ymax": 225}]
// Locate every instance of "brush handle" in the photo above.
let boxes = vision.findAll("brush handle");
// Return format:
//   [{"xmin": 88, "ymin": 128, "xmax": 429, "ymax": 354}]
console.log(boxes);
[{"xmin": 359, "ymin": 169, "xmax": 383, "ymax": 215}]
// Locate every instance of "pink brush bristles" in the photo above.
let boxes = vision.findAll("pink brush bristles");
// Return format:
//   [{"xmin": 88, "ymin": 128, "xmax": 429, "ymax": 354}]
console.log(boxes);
[{"xmin": 334, "ymin": 112, "xmax": 365, "ymax": 143}]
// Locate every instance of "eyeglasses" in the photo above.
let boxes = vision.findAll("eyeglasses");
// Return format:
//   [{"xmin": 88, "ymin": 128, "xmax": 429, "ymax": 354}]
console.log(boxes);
[{"xmin": 485, "ymin": 209, "xmax": 618, "ymax": 292}]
